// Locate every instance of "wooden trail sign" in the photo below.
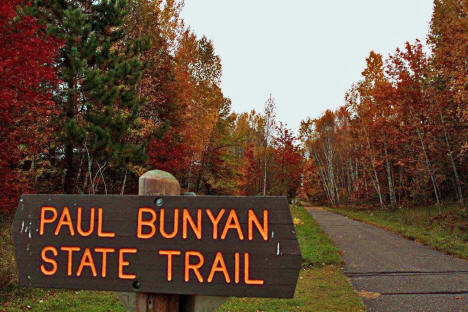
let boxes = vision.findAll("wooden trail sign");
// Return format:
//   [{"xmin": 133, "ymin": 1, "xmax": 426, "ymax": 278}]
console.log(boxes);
[{"xmin": 13, "ymin": 195, "xmax": 302, "ymax": 298}]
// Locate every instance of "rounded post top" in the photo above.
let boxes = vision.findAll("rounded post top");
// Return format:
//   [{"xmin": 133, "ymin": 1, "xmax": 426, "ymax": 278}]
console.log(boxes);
[
  {"xmin": 140, "ymin": 170, "xmax": 178, "ymax": 181},
  {"xmin": 139, "ymin": 170, "xmax": 180, "ymax": 196}
]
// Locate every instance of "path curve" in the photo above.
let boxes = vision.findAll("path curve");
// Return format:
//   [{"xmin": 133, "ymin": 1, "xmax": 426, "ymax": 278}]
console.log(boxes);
[{"xmin": 306, "ymin": 206, "xmax": 468, "ymax": 312}]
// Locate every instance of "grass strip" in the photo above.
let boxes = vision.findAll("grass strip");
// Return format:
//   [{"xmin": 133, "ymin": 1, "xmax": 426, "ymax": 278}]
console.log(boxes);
[
  {"xmin": 218, "ymin": 205, "xmax": 364, "ymax": 312},
  {"xmin": 291, "ymin": 204, "xmax": 342, "ymax": 267},
  {"xmin": 328, "ymin": 205, "xmax": 468, "ymax": 260},
  {"xmin": 2, "ymin": 289, "xmax": 125, "ymax": 312},
  {"xmin": 219, "ymin": 266, "xmax": 364, "ymax": 312}
]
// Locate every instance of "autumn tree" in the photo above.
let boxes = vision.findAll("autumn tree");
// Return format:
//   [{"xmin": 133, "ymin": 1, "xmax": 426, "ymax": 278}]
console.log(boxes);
[
  {"xmin": 36, "ymin": 0, "xmax": 149, "ymax": 194},
  {"xmin": 428, "ymin": 0, "xmax": 467, "ymax": 207},
  {"xmin": 125, "ymin": 0, "xmax": 192, "ymax": 185},
  {"xmin": 301, "ymin": 0, "xmax": 467, "ymax": 209},
  {"xmin": 262, "ymin": 94, "xmax": 277, "ymax": 195},
  {"xmin": 271, "ymin": 125, "xmax": 303, "ymax": 199},
  {"xmin": 175, "ymin": 32, "xmax": 225, "ymax": 190},
  {"xmin": 193, "ymin": 98, "xmax": 241, "ymax": 194},
  {"xmin": 0, "ymin": 0, "xmax": 60, "ymax": 212},
  {"xmin": 236, "ymin": 112, "xmax": 265, "ymax": 195}
]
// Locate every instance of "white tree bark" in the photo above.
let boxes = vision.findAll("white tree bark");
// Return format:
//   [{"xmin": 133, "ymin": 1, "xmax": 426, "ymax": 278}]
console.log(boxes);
[
  {"xmin": 384, "ymin": 139, "xmax": 397, "ymax": 208},
  {"xmin": 416, "ymin": 127, "xmax": 441, "ymax": 211},
  {"xmin": 365, "ymin": 128, "xmax": 385, "ymax": 209},
  {"xmin": 439, "ymin": 111, "xmax": 464, "ymax": 207}
]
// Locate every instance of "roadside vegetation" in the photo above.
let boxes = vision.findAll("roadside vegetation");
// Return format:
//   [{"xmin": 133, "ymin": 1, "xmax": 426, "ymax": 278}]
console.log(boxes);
[
  {"xmin": 329, "ymin": 204, "xmax": 468, "ymax": 259},
  {"xmin": 300, "ymin": 0, "xmax": 467, "ymax": 224},
  {"xmin": 1, "ymin": 205, "xmax": 364, "ymax": 312},
  {"xmin": 1, "ymin": 289, "xmax": 125, "ymax": 312},
  {"xmin": 218, "ymin": 205, "xmax": 364, "ymax": 312}
]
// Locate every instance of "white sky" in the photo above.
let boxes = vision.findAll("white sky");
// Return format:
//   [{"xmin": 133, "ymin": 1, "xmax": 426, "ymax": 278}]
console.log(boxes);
[{"xmin": 181, "ymin": 0, "xmax": 434, "ymax": 133}]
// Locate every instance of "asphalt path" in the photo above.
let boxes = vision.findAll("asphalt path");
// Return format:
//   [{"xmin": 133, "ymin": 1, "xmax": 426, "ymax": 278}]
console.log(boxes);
[{"xmin": 306, "ymin": 206, "xmax": 468, "ymax": 312}]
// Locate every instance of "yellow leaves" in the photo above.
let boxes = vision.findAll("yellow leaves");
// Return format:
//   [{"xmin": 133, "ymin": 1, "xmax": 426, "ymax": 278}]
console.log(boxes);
[
  {"xmin": 293, "ymin": 217, "xmax": 303, "ymax": 225},
  {"xmin": 127, "ymin": 164, "xmax": 147, "ymax": 177},
  {"xmin": 132, "ymin": 117, "xmax": 158, "ymax": 139},
  {"xmin": 357, "ymin": 290, "xmax": 381, "ymax": 299}
]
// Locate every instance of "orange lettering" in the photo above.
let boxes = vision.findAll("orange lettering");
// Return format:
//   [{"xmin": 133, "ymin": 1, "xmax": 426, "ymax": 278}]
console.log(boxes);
[
  {"xmin": 207, "ymin": 252, "xmax": 230, "ymax": 283},
  {"xmin": 61, "ymin": 246, "xmax": 80, "ymax": 276},
  {"xmin": 77, "ymin": 248, "xmax": 97, "ymax": 277},
  {"xmin": 182, "ymin": 209, "xmax": 202, "ymax": 239},
  {"xmin": 54, "ymin": 207, "xmax": 75, "ymax": 236},
  {"xmin": 77, "ymin": 207, "xmax": 95, "ymax": 237},
  {"xmin": 97, "ymin": 208, "xmax": 115, "ymax": 238},
  {"xmin": 244, "ymin": 253, "xmax": 263, "ymax": 285},
  {"xmin": 234, "ymin": 252, "xmax": 240, "ymax": 284},
  {"xmin": 40, "ymin": 206, "xmax": 57, "ymax": 235},
  {"xmin": 248, "ymin": 210, "xmax": 268, "ymax": 241},
  {"xmin": 206, "ymin": 209, "xmax": 225, "ymax": 239},
  {"xmin": 40, "ymin": 246, "xmax": 57, "ymax": 276},
  {"xmin": 94, "ymin": 248, "xmax": 115, "ymax": 278},
  {"xmin": 137, "ymin": 207, "xmax": 157, "ymax": 239},
  {"xmin": 158, "ymin": 250, "xmax": 181, "ymax": 281},
  {"xmin": 221, "ymin": 210, "xmax": 244, "ymax": 240},
  {"xmin": 160, "ymin": 208, "xmax": 179, "ymax": 239},
  {"xmin": 184, "ymin": 251, "xmax": 204, "ymax": 282},
  {"xmin": 119, "ymin": 248, "xmax": 137, "ymax": 279}
]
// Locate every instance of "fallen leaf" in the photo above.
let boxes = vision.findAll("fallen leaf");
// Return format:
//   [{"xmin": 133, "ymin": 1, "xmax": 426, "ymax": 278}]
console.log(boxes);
[
  {"xmin": 293, "ymin": 217, "xmax": 303, "ymax": 225},
  {"xmin": 357, "ymin": 290, "xmax": 381, "ymax": 299}
]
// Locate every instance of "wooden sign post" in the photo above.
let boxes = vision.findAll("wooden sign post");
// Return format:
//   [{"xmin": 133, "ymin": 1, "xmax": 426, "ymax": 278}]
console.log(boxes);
[
  {"xmin": 12, "ymin": 170, "xmax": 302, "ymax": 311},
  {"xmin": 136, "ymin": 170, "xmax": 181, "ymax": 312}
]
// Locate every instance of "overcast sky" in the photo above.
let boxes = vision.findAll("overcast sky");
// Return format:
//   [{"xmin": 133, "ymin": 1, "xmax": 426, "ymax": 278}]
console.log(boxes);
[{"xmin": 181, "ymin": 0, "xmax": 434, "ymax": 132}]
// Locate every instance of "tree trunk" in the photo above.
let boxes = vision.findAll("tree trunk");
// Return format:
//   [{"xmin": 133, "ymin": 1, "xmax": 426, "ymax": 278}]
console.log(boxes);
[
  {"xmin": 416, "ymin": 127, "xmax": 441, "ymax": 211},
  {"xmin": 64, "ymin": 143, "xmax": 74, "ymax": 193},
  {"xmin": 439, "ymin": 111, "xmax": 464, "ymax": 207},
  {"xmin": 365, "ymin": 129, "xmax": 385, "ymax": 209},
  {"xmin": 64, "ymin": 77, "xmax": 77, "ymax": 194},
  {"xmin": 263, "ymin": 144, "xmax": 268, "ymax": 196},
  {"xmin": 120, "ymin": 169, "xmax": 128, "ymax": 195},
  {"xmin": 384, "ymin": 139, "xmax": 397, "ymax": 208},
  {"xmin": 195, "ymin": 150, "xmax": 207, "ymax": 193},
  {"xmin": 313, "ymin": 153, "xmax": 334, "ymax": 205},
  {"xmin": 324, "ymin": 137, "xmax": 339, "ymax": 205}
]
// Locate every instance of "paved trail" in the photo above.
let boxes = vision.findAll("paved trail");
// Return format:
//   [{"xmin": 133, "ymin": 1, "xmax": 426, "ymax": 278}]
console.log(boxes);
[{"xmin": 306, "ymin": 206, "xmax": 468, "ymax": 312}]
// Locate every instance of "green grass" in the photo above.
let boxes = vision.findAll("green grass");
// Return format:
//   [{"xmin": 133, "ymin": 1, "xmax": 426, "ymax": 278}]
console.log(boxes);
[
  {"xmin": 1, "ymin": 206, "xmax": 364, "ymax": 312},
  {"xmin": 2, "ymin": 288, "xmax": 125, "ymax": 312},
  {"xmin": 290, "ymin": 205, "xmax": 342, "ymax": 267},
  {"xmin": 329, "ymin": 204, "xmax": 468, "ymax": 259},
  {"xmin": 219, "ymin": 266, "xmax": 363, "ymax": 312},
  {"xmin": 218, "ymin": 205, "xmax": 364, "ymax": 312}
]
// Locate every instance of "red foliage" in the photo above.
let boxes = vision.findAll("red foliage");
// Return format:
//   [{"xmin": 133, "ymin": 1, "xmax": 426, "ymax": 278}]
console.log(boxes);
[
  {"xmin": 272, "ymin": 127, "xmax": 303, "ymax": 198},
  {"xmin": 0, "ymin": 0, "xmax": 60, "ymax": 212},
  {"xmin": 239, "ymin": 144, "xmax": 262, "ymax": 195},
  {"xmin": 147, "ymin": 130, "xmax": 192, "ymax": 175}
]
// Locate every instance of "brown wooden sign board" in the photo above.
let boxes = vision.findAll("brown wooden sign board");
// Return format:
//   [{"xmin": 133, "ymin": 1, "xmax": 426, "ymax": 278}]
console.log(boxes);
[{"xmin": 13, "ymin": 195, "xmax": 301, "ymax": 298}]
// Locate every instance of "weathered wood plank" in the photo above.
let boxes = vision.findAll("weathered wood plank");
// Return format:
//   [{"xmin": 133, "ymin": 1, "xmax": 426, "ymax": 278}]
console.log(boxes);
[{"xmin": 13, "ymin": 193, "xmax": 301, "ymax": 299}]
